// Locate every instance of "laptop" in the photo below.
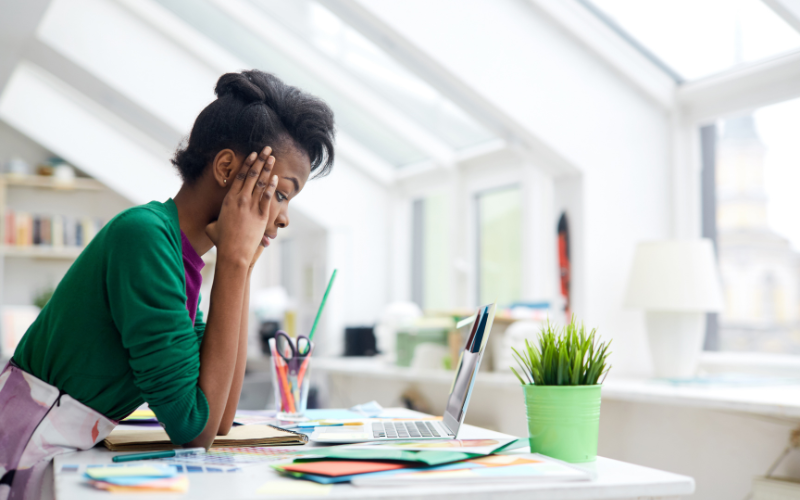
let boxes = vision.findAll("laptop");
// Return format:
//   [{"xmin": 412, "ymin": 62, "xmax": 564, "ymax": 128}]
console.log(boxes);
[{"xmin": 310, "ymin": 302, "xmax": 496, "ymax": 444}]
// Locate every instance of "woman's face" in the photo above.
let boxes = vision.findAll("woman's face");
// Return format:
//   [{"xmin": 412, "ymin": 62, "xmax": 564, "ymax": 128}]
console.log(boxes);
[
  {"xmin": 257, "ymin": 145, "xmax": 311, "ymax": 247},
  {"xmin": 218, "ymin": 145, "xmax": 311, "ymax": 248}
]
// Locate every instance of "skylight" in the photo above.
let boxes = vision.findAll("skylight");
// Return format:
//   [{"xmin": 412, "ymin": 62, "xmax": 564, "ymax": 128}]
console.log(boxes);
[
  {"xmin": 154, "ymin": 0, "xmax": 428, "ymax": 167},
  {"xmin": 587, "ymin": 0, "xmax": 800, "ymax": 81},
  {"xmin": 248, "ymin": 0, "xmax": 494, "ymax": 151}
]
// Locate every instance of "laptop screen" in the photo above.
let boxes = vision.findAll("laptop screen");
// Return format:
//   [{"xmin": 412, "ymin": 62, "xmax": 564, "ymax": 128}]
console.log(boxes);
[{"xmin": 442, "ymin": 303, "xmax": 496, "ymax": 436}]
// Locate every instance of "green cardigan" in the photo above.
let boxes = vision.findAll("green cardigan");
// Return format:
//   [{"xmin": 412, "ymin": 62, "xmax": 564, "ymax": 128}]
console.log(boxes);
[{"xmin": 13, "ymin": 199, "xmax": 209, "ymax": 445}]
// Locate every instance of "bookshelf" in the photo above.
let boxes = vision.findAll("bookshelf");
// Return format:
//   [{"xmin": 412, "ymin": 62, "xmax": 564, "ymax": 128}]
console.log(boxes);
[
  {"xmin": 2, "ymin": 174, "xmax": 105, "ymax": 191},
  {"xmin": 0, "ymin": 245, "xmax": 84, "ymax": 260},
  {"xmin": 0, "ymin": 173, "xmax": 132, "ymax": 357}
]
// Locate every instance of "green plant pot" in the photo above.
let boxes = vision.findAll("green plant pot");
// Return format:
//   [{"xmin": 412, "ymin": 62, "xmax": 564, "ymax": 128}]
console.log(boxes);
[{"xmin": 523, "ymin": 384, "xmax": 601, "ymax": 463}]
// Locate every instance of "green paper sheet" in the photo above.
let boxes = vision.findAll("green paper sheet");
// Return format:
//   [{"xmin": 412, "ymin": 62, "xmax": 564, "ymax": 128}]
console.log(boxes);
[
  {"xmin": 293, "ymin": 448, "xmax": 480, "ymax": 466},
  {"xmin": 292, "ymin": 438, "xmax": 528, "ymax": 467}
]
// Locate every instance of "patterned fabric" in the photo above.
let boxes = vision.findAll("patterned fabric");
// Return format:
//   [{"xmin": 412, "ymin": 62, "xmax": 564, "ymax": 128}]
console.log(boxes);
[{"xmin": 0, "ymin": 362, "xmax": 116, "ymax": 500}]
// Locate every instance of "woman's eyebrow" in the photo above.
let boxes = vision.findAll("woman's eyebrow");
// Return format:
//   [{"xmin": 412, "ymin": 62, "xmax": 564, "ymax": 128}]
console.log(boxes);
[{"xmin": 283, "ymin": 176, "xmax": 300, "ymax": 193}]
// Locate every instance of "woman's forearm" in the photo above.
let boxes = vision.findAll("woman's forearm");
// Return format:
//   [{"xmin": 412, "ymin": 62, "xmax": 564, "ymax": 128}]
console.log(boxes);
[
  {"xmin": 186, "ymin": 259, "xmax": 248, "ymax": 448},
  {"xmin": 217, "ymin": 270, "xmax": 252, "ymax": 435}
]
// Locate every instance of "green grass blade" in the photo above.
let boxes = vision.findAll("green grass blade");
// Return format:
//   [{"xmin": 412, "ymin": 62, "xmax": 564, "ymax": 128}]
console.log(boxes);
[{"xmin": 510, "ymin": 366, "xmax": 526, "ymax": 385}]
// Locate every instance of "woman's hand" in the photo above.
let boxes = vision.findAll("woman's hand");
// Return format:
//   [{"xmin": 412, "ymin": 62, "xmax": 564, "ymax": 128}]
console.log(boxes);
[{"xmin": 207, "ymin": 146, "xmax": 277, "ymax": 269}]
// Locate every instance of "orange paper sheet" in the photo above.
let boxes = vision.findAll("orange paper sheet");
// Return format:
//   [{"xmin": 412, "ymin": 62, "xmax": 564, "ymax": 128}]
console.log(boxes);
[{"xmin": 281, "ymin": 460, "xmax": 408, "ymax": 477}]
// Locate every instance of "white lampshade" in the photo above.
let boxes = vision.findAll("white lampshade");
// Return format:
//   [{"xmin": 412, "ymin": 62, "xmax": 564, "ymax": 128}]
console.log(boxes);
[{"xmin": 624, "ymin": 239, "xmax": 724, "ymax": 312}]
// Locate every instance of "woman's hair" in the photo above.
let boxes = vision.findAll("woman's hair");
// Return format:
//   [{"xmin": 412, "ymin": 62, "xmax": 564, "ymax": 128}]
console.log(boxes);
[{"xmin": 172, "ymin": 70, "xmax": 335, "ymax": 183}]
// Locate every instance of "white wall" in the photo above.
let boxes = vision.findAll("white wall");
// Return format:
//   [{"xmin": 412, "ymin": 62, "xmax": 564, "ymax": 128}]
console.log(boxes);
[
  {"xmin": 291, "ymin": 158, "xmax": 392, "ymax": 354},
  {"xmin": 357, "ymin": 0, "xmax": 673, "ymax": 375}
]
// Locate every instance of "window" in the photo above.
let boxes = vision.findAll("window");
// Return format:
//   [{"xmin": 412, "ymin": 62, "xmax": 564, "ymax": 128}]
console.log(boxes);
[
  {"xmin": 586, "ymin": 0, "xmax": 800, "ymax": 81},
  {"xmin": 155, "ymin": 0, "xmax": 495, "ymax": 167},
  {"xmin": 411, "ymin": 194, "xmax": 450, "ymax": 310},
  {"xmin": 702, "ymin": 98, "xmax": 800, "ymax": 354},
  {"xmin": 476, "ymin": 186, "xmax": 522, "ymax": 307}
]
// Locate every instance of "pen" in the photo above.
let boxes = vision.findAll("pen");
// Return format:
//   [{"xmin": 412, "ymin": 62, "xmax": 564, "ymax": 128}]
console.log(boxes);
[{"xmin": 112, "ymin": 447, "xmax": 205, "ymax": 463}]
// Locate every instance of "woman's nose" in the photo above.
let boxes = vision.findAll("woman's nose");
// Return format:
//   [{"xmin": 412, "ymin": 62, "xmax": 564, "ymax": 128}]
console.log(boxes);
[{"xmin": 276, "ymin": 211, "xmax": 289, "ymax": 229}]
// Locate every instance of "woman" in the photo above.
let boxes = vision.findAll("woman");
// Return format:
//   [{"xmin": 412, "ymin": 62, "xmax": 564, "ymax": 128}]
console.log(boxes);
[{"xmin": 0, "ymin": 69, "xmax": 335, "ymax": 499}]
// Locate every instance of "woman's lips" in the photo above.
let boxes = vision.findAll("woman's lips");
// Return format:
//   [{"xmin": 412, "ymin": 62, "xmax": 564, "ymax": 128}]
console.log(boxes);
[{"xmin": 261, "ymin": 235, "xmax": 270, "ymax": 247}]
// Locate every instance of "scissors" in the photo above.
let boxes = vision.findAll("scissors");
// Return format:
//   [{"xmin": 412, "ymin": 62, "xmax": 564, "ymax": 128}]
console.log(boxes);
[{"xmin": 274, "ymin": 331, "xmax": 311, "ymax": 376}]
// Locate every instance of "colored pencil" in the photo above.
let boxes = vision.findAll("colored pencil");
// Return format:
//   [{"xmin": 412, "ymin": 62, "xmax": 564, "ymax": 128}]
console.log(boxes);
[
  {"xmin": 281, "ymin": 363, "xmax": 296, "ymax": 413},
  {"xmin": 269, "ymin": 339, "xmax": 290, "ymax": 413},
  {"xmin": 307, "ymin": 269, "xmax": 337, "ymax": 344}
]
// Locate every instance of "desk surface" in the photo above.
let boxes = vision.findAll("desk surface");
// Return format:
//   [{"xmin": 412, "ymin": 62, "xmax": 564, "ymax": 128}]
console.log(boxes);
[{"xmin": 54, "ymin": 409, "xmax": 694, "ymax": 500}]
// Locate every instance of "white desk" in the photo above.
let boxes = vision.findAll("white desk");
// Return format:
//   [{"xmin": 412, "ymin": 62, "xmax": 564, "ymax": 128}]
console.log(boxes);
[{"xmin": 53, "ymin": 409, "xmax": 694, "ymax": 500}]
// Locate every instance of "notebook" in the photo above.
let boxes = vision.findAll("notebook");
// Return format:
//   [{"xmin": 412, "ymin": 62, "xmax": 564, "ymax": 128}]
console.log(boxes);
[{"xmin": 104, "ymin": 424, "xmax": 307, "ymax": 452}]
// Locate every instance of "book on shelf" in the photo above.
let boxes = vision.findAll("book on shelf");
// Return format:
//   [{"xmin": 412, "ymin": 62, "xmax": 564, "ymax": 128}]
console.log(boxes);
[{"xmin": 3, "ymin": 209, "xmax": 104, "ymax": 250}]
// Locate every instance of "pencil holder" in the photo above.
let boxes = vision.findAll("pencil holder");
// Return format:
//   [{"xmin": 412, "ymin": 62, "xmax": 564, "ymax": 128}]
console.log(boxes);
[{"xmin": 269, "ymin": 336, "xmax": 311, "ymax": 419}]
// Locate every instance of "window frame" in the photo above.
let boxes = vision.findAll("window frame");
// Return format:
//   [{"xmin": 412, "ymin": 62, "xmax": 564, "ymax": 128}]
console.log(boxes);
[{"xmin": 675, "ymin": 59, "xmax": 800, "ymax": 365}]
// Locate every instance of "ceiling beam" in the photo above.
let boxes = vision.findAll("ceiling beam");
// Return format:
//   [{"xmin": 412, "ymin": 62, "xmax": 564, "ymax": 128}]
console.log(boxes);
[
  {"xmin": 320, "ymin": 0, "xmax": 578, "ymax": 176},
  {"xmin": 762, "ymin": 0, "xmax": 800, "ymax": 33},
  {"xmin": 0, "ymin": 0, "xmax": 52, "ymax": 93},
  {"xmin": 24, "ymin": 39, "xmax": 181, "ymax": 155},
  {"xmin": 0, "ymin": 62, "xmax": 180, "ymax": 204},
  {"xmin": 678, "ymin": 49, "xmax": 800, "ymax": 123},
  {"xmin": 528, "ymin": 0, "xmax": 678, "ymax": 107}
]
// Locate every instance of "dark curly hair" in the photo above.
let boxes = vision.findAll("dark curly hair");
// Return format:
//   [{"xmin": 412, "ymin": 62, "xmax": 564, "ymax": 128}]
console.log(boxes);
[{"xmin": 172, "ymin": 70, "xmax": 335, "ymax": 183}]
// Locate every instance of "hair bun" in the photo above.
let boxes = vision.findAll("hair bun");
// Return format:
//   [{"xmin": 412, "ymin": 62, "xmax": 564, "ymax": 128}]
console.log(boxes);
[{"xmin": 215, "ymin": 72, "xmax": 266, "ymax": 103}]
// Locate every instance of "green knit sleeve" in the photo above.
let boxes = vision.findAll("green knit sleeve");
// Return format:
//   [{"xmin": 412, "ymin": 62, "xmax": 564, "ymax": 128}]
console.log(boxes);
[{"xmin": 105, "ymin": 208, "xmax": 209, "ymax": 445}]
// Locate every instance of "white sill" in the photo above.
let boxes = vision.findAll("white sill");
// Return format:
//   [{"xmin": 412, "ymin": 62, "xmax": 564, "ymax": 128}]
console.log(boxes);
[
  {"xmin": 699, "ymin": 351, "xmax": 800, "ymax": 377},
  {"xmin": 310, "ymin": 356, "xmax": 800, "ymax": 419}
]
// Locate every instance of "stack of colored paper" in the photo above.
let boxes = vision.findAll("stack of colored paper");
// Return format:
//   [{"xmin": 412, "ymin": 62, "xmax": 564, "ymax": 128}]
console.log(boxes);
[
  {"xmin": 272, "ymin": 440, "xmax": 591, "ymax": 486},
  {"xmin": 273, "ymin": 454, "xmax": 591, "ymax": 486},
  {"xmin": 85, "ymin": 465, "xmax": 189, "ymax": 493}
]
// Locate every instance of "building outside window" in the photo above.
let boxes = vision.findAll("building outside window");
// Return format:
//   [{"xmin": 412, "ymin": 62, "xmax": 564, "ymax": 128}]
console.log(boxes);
[{"xmin": 704, "ymin": 100, "xmax": 800, "ymax": 354}]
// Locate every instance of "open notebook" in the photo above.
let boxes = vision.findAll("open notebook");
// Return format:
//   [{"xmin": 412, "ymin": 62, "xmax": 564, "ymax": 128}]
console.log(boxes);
[{"xmin": 104, "ymin": 424, "xmax": 307, "ymax": 452}]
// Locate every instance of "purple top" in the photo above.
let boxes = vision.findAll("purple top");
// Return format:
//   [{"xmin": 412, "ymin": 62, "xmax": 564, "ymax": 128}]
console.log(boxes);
[{"xmin": 180, "ymin": 230, "xmax": 205, "ymax": 324}]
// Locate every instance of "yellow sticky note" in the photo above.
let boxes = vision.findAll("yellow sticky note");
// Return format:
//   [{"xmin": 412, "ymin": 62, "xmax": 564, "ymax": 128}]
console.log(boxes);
[
  {"xmin": 126, "ymin": 409, "xmax": 156, "ymax": 419},
  {"xmin": 256, "ymin": 481, "xmax": 332, "ymax": 496}
]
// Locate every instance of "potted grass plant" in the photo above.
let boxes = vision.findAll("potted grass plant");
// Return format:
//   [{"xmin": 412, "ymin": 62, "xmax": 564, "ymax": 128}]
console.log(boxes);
[{"xmin": 510, "ymin": 318, "xmax": 611, "ymax": 463}]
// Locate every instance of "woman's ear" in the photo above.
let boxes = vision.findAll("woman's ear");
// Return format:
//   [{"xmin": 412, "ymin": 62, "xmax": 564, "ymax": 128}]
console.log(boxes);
[{"xmin": 211, "ymin": 149, "xmax": 237, "ymax": 188}]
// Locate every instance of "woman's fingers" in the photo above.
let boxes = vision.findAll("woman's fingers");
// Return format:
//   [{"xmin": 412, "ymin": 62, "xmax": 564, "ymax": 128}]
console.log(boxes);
[
  {"xmin": 259, "ymin": 174, "xmax": 279, "ymax": 217},
  {"xmin": 253, "ymin": 155, "xmax": 275, "ymax": 204},
  {"xmin": 242, "ymin": 146, "xmax": 272, "ymax": 195},
  {"xmin": 230, "ymin": 152, "xmax": 256, "ymax": 192}
]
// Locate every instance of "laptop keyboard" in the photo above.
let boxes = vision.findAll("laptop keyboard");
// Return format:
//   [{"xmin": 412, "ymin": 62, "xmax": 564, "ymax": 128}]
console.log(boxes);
[{"xmin": 372, "ymin": 421, "xmax": 442, "ymax": 439}]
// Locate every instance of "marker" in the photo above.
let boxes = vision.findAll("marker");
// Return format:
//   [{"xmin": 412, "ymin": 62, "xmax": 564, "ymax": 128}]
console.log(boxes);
[{"xmin": 112, "ymin": 447, "xmax": 206, "ymax": 463}]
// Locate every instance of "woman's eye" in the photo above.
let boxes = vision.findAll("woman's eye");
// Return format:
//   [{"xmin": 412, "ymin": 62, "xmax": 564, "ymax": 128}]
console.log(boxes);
[{"xmin": 276, "ymin": 191, "xmax": 287, "ymax": 202}]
